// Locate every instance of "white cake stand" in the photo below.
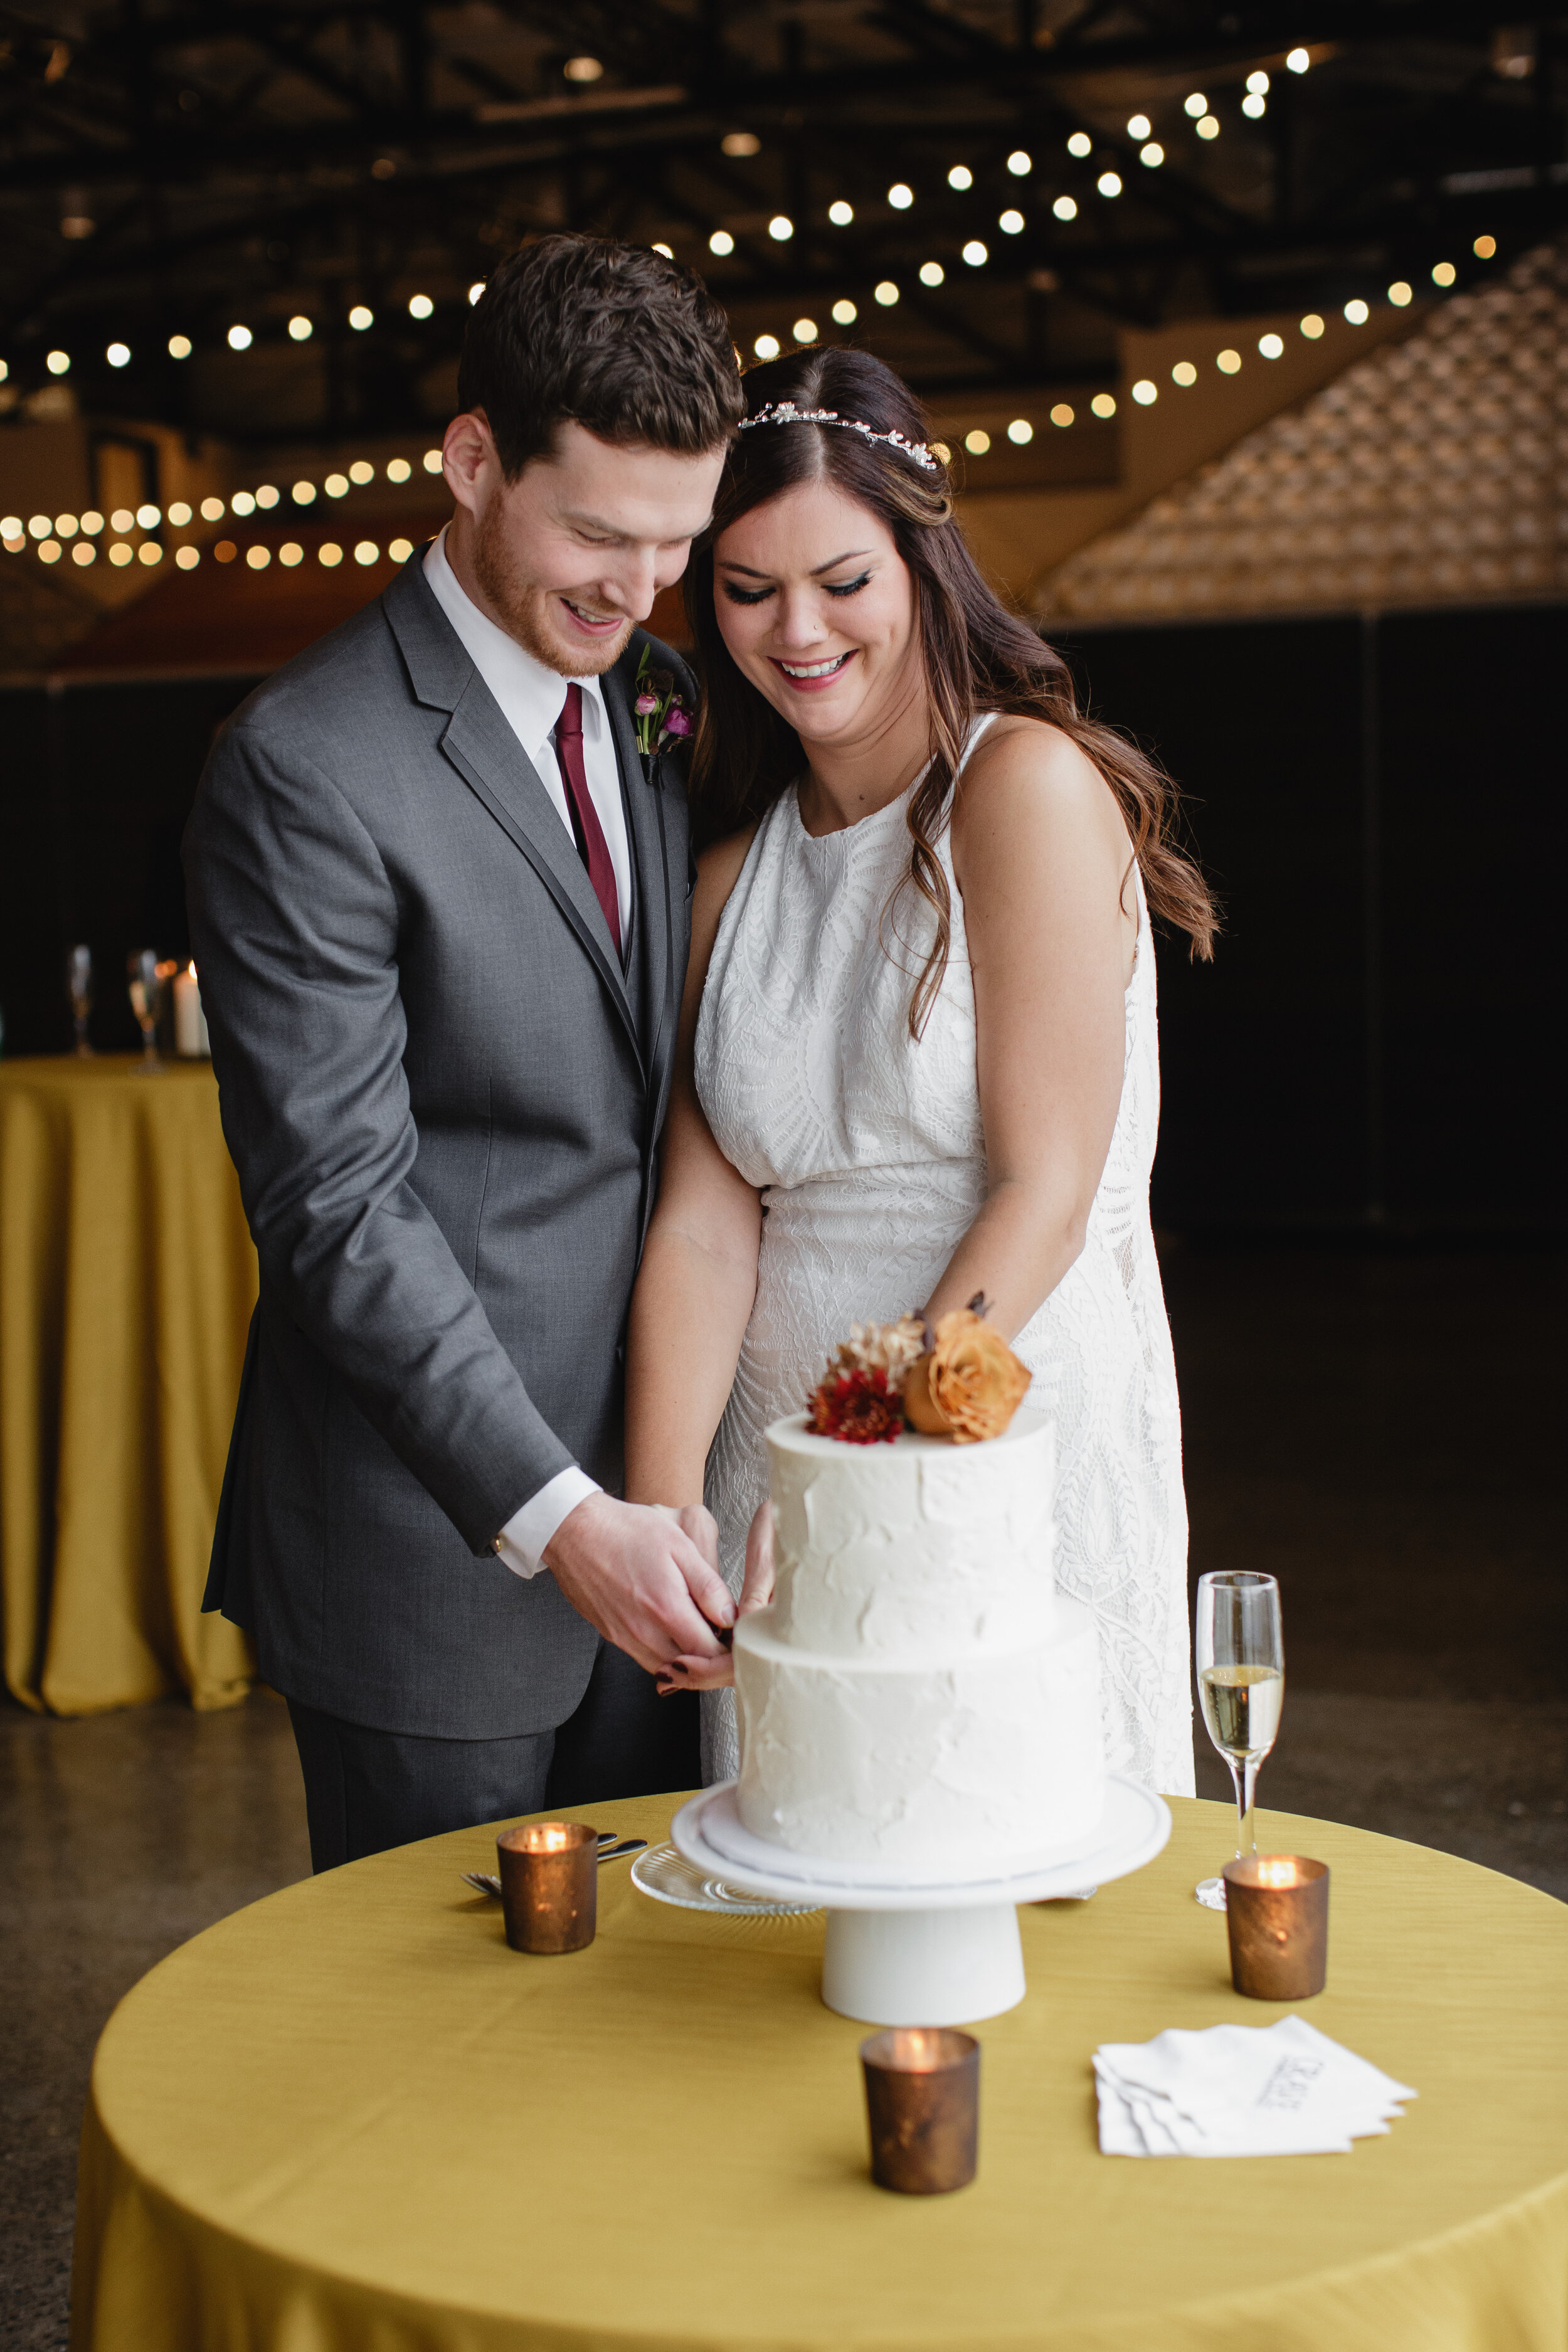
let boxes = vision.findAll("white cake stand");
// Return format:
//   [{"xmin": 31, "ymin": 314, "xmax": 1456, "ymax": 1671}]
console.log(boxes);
[{"xmin": 670, "ymin": 1775, "xmax": 1170, "ymax": 2026}]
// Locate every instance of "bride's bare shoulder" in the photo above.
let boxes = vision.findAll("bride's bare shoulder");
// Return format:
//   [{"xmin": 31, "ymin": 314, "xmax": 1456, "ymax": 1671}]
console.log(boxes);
[
  {"xmin": 689, "ymin": 823, "xmax": 760, "ymax": 965},
  {"xmin": 963, "ymin": 711, "xmax": 1104, "ymax": 794},
  {"xmin": 677, "ymin": 823, "xmax": 762, "ymax": 1023},
  {"xmin": 695, "ymin": 822, "xmax": 758, "ymax": 911},
  {"xmin": 953, "ymin": 714, "xmax": 1129, "ymax": 857}
]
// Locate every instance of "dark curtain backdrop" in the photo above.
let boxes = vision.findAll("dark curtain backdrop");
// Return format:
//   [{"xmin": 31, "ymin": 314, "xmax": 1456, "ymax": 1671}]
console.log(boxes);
[
  {"xmin": 0, "ymin": 675, "xmax": 260, "ymax": 1056},
  {"xmin": 1052, "ymin": 601, "xmax": 1563, "ymax": 1236},
  {"xmin": 1, "ymin": 603, "xmax": 1561, "ymax": 1232}
]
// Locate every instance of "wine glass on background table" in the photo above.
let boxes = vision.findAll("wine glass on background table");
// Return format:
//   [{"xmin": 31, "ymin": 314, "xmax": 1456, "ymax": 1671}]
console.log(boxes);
[
  {"xmin": 68, "ymin": 945, "xmax": 93, "ymax": 1056},
  {"xmin": 1194, "ymin": 1571, "xmax": 1284, "ymax": 1912},
  {"xmin": 127, "ymin": 951, "xmax": 173, "ymax": 1072}
]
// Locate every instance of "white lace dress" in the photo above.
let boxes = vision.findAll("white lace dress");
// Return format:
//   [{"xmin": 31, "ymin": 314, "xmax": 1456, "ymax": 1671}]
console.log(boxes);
[{"xmin": 692, "ymin": 731, "xmax": 1195, "ymax": 1798}]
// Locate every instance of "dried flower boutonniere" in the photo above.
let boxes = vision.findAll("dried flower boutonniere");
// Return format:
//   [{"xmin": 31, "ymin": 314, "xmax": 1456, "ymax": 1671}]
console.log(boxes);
[{"xmin": 632, "ymin": 644, "xmax": 695, "ymax": 769}]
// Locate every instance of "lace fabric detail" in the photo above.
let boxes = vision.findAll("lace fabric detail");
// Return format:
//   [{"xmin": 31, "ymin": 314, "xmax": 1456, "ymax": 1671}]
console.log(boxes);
[{"xmin": 693, "ymin": 733, "xmax": 1194, "ymax": 1797}]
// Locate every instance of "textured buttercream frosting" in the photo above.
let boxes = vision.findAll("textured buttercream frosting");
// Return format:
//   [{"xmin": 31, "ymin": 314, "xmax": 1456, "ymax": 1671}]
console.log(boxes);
[
  {"xmin": 734, "ymin": 1409, "xmax": 1106, "ymax": 1878},
  {"xmin": 768, "ymin": 1409, "xmax": 1055, "ymax": 1658}
]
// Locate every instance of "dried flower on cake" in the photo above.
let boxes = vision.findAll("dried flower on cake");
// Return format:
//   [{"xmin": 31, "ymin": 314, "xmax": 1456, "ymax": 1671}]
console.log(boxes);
[
  {"xmin": 902, "ymin": 1300, "xmax": 1030, "ymax": 1443},
  {"xmin": 828, "ymin": 1314, "xmax": 926, "ymax": 1384},
  {"xmin": 807, "ymin": 1366, "xmax": 904, "ymax": 1446}
]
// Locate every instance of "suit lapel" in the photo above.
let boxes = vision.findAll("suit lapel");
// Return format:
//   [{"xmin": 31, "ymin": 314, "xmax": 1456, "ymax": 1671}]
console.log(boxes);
[
  {"xmin": 383, "ymin": 556, "xmax": 641, "ymax": 1069},
  {"xmin": 441, "ymin": 677, "xmax": 640, "ymax": 1057},
  {"xmin": 604, "ymin": 649, "xmax": 671, "ymax": 1067}
]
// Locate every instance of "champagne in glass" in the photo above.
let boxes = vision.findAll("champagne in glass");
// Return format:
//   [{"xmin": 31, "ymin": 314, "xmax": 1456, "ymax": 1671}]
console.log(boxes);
[
  {"xmin": 1194, "ymin": 1570, "xmax": 1284, "ymax": 1911},
  {"xmin": 67, "ymin": 945, "xmax": 93, "ymax": 1056},
  {"xmin": 127, "ymin": 950, "xmax": 168, "ymax": 1073}
]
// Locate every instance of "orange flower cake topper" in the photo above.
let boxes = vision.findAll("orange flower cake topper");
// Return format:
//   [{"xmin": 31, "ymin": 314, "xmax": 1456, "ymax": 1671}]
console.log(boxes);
[
  {"xmin": 902, "ymin": 1296, "xmax": 1031, "ymax": 1444},
  {"xmin": 806, "ymin": 1298, "xmax": 1030, "ymax": 1445}
]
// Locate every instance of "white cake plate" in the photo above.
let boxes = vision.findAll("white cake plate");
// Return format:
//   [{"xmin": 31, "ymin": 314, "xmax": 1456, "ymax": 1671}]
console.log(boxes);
[{"xmin": 670, "ymin": 1775, "xmax": 1170, "ymax": 2027}]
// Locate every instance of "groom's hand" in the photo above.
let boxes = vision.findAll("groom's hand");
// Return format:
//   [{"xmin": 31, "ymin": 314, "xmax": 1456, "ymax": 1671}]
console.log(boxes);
[{"xmin": 542, "ymin": 1496, "xmax": 734, "ymax": 1676}]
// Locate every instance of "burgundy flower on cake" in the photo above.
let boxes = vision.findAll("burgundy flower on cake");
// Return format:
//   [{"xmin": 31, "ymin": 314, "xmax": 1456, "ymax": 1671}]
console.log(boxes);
[{"xmin": 807, "ymin": 1366, "xmax": 904, "ymax": 1445}]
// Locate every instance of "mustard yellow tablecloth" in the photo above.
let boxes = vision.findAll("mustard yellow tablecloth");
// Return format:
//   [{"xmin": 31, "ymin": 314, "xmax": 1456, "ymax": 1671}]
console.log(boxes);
[
  {"xmin": 0, "ymin": 1054, "xmax": 258, "ymax": 1714},
  {"xmin": 71, "ymin": 1795, "xmax": 1568, "ymax": 2352}
]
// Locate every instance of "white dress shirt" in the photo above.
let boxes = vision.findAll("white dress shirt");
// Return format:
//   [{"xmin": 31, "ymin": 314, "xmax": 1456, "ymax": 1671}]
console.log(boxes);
[
  {"xmin": 423, "ymin": 527, "xmax": 633, "ymax": 940},
  {"xmin": 423, "ymin": 527, "xmax": 631, "ymax": 1577}
]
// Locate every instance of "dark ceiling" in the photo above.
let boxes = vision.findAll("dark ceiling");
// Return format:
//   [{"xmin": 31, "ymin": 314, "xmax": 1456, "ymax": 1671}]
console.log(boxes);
[{"xmin": 2, "ymin": 1, "xmax": 1565, "ymax": 447}]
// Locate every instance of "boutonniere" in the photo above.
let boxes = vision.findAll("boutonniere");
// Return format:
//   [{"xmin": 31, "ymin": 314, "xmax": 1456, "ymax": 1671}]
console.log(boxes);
[{"xmin": 632, "ymin": 644, "xmax": 695, "ymax": 767}]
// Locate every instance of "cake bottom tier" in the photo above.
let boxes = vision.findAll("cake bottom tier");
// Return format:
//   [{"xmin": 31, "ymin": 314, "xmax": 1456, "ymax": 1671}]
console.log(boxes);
[{"xmin": 733, "ymin": 1597, "xmax": 1105, "ymax": 1878}]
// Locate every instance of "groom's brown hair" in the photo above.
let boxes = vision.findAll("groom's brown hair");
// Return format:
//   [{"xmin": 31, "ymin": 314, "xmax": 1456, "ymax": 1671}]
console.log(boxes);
[{"xmin": 459, "ymin": 233, "xmax": 744, "ymax": 478}]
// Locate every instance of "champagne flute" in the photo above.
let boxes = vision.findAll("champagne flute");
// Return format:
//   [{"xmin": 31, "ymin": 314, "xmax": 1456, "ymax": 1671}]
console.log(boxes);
[
  {"xmin": 127, "ymin": 950, "xmax": 167, "ymax": 1073},
  {"xmin": 67, "ymin": 945, "xmax": 93, "ymax": 1056},
  {"xmin": 1194, "ymin": 1570, "xmax": 1284, "ymax": 1911}
]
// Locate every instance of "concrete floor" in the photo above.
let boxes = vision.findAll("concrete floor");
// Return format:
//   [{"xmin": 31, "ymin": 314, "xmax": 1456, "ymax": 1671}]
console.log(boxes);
[{"xmin": 3, "ymin": 1244, "xmax": 1564, "ymax": 2349}]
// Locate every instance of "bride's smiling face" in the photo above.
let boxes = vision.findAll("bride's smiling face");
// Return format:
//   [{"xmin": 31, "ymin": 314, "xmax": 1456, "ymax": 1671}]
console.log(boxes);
[{"xmin": 712, "ymin": 478, "xmax": 919, "ymax": 746}]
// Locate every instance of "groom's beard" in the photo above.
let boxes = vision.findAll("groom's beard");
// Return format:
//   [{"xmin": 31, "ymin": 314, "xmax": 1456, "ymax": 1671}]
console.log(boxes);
[{"xmin": 472, "ymin": 499, "xmax": 634, "ymax": 678}]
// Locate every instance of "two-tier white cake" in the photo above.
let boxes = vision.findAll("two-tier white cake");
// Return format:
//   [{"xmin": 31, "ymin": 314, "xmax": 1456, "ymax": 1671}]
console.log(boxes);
[{"xmin": 733, "ymin": 1407, "xmax": 1105, "ymax": 1883}]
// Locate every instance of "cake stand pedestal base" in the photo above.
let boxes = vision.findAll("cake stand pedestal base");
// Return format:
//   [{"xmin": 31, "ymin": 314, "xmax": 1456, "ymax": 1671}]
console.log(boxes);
[
  {"xmin": 670, "ymin": 1777, "xmax": 1171, "ymax": 2027},
  {"xmin": 822, "ymin": 1903, "xmax": 1024, "ymax": 2026}
]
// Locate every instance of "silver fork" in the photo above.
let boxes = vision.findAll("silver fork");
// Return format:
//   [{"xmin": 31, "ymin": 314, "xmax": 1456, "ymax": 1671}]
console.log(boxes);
[{"xmin": 460, "ymin": 1837, "xmax": 647, "ymax": 1899}]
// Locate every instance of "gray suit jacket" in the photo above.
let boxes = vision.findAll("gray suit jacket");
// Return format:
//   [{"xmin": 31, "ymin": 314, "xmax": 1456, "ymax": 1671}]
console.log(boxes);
[{"xmin": 184, "ymin": 552, "xmax": 694, "ymax": 1738}]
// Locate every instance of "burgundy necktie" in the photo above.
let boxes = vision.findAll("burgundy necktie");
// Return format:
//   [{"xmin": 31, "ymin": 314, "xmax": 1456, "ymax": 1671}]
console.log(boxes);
[{"xmin": 553, "ymin": 682, "xmax": 622, "ymax": 956}]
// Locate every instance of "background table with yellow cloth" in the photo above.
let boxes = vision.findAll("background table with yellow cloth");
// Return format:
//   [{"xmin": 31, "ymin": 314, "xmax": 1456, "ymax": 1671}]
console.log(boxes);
[
  {"xmin": 72, "ymin": 1794, "xmax": 1568, "ymax": 2352},
  {"xmin": 0, "ymin": 1054, "xmax": 258, "ymax": 1715}
]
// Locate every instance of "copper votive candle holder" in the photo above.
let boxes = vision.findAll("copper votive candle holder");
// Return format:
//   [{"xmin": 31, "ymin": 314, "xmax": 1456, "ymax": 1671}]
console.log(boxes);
[
  {"xmin": 860, "ymin": 2028, "xmax": 980, "ymax": 2195},
  {"xmin": 1222, "ymin": 1854, "xmax": 1330, "ymax": 2000},
  {"xmin": 495, "ymin": 1821, "xmax": 598, "ymax": 1954}
]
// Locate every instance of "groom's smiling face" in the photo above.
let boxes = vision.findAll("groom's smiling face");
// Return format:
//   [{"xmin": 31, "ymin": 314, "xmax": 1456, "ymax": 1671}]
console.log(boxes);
[{"xmin": 444, "ymin": 415, "xmax": 724, "ymax": 676}]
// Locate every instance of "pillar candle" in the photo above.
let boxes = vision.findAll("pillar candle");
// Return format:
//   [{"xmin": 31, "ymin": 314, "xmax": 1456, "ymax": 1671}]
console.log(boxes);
[{"xmin": 173, "ymin": 963, "xmax": 209, "ymax": 1057}]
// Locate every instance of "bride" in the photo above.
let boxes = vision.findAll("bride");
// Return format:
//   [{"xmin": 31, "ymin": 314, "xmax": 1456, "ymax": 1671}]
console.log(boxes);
[{"xmin": 625, "ymin": 347, "xmax": 1214, "ymax": 1797}]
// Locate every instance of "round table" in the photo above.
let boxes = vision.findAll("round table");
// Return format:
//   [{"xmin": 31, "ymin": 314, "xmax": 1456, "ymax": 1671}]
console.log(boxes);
[
  {"xmin": 0, "ymin": 1054, "xmax": 257, "ymax": 1715},
  {"xmin": 71, "ymin": 1794, "xmax": 1568, "ymax": 2352}
]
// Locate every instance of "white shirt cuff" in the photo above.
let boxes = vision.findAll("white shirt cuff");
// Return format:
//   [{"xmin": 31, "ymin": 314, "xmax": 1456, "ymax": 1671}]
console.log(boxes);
[{"xmin": 492, "ymin": 1468, "xmax": 601, "ymax": 1579}]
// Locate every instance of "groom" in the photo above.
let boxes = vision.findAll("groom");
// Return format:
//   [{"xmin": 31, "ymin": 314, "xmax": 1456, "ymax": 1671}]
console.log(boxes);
[{"xmin": 185, "ymin": 236, "xmax": 742, "ymax": 1869}]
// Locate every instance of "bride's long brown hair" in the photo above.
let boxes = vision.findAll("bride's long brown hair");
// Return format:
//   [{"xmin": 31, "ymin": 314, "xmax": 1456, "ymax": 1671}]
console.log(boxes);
[{"xmin": 685, "ymin": 346, "xmax": 1216, "ymax": 1037}]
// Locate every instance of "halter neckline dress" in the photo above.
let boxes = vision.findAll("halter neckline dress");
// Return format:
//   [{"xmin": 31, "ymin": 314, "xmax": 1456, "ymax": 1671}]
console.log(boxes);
[{"xmin": 692, "ymin": 720, "xmax": 1194, "ymax": 1796}]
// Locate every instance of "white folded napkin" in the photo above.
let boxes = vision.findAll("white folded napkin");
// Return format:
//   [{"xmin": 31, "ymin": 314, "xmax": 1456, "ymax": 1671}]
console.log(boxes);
[{"xmin": 1094, "ymin": 2015, "xmax": 1416, "ymax": 2157}]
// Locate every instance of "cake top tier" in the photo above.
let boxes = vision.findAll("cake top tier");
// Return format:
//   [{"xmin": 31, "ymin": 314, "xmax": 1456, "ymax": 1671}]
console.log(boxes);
[{"xmin": 763, "ymin": 1408, "xmax": 1056, "ymax": 1663}]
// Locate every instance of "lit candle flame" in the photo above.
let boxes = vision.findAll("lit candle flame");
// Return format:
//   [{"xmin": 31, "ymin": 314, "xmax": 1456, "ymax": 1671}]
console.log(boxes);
[
  {"xmin": 1256, "ymin": 1856, "xmax": 1303, "ymax": 1887},
  {"xmin": 884, "ymin": 2028, "xmax": 947, "ymax": 2072}
]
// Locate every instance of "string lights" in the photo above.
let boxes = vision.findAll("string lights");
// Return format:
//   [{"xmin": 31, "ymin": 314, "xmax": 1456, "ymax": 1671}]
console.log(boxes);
[
  {"xmin": 1, "ymin": 443, "xmax": 443, "ymax": 569},
  {"xmin": 0, "ymin": 236, "xmax": 1490, "ymax": 549},
  {"xmin": 0, "ymin": 190, "xmax": 1507, "ymax": 575},
  {"xmin": 6, "ymin": 90, "xmax": 1480, "ymax": 415},
  {"xmin": 8, "ymin": 295, "xmax": 467, "ymax": 386}
]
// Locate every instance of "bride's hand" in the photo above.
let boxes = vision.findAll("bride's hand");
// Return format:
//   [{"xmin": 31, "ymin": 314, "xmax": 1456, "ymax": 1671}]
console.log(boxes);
[
  {"xmin": 657, "ymin": 1502, "xmax": 776, "ymax": 1695},
  {"xmin": 738, "ymin": 1499, "xmax": 776, "ymax": 1615}
]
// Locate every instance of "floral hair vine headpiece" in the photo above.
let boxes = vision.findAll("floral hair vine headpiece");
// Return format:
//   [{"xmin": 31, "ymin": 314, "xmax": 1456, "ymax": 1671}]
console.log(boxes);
[{"xmin": 738, "ymin": 399, "xmax": 942, "ymax": 472}]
